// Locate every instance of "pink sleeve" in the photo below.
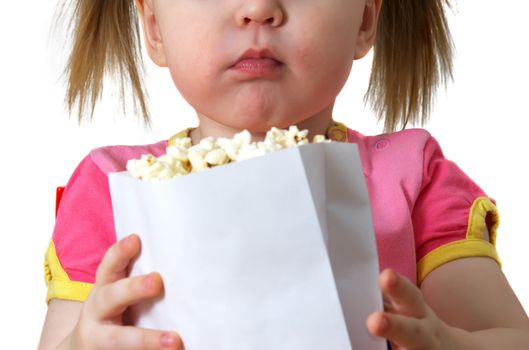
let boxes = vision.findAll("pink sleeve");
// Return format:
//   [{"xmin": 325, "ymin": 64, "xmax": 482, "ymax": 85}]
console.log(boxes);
[
  {"xmin": 412, "ymin": 137, "xmax": 500, "ymax": 284},
  {"xmin": 44, "ymin": 141, "xmax": 168, "ymax": 302},
  {"xmin": 51, "ymin": 154, "xmax": 116, "ymax": 284}
]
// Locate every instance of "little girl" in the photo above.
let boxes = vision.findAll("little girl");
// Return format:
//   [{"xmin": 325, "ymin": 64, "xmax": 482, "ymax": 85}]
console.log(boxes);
[{"xmin": 39, "ymin": 0, "xmax": 529, "ymax": 349}]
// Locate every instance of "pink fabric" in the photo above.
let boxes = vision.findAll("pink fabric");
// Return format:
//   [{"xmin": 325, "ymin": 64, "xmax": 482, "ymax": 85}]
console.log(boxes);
[
  {"xmin": 412, "ymin": 138, "xmax": 490, "ymax": 259},
  {"xmin": 52, "ymin": 129, "xmax": 490, "ymax": 285},
  {"xmin": 346, "ymin": 129, "xmax": 488, "ymax": 282},
  {"xmin": 53, "ymin": 141, "xmax": 168, "ymax": 283}
]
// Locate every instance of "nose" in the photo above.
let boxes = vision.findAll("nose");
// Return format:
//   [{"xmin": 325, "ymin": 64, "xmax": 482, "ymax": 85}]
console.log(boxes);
[{"xmin": 235, "ymin": 1, "xmax": 285, "ymax": 28}]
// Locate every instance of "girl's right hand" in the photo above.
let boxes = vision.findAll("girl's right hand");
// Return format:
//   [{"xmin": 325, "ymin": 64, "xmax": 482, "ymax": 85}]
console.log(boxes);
[{"xmin": 58, "ymin": 234, "xmax": 184, "ymax": 350}]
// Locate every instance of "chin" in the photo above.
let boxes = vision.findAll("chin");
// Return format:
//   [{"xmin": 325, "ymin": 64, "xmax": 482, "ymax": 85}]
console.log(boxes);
[{"xmin": 226, "ymin": 113, "xmax": 289, "ymax": 133}]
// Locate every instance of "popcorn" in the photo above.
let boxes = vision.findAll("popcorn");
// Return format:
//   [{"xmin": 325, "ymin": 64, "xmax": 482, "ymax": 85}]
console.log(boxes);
[
  {"xmin": 127, "ymin": 126, "xmax": 330, "ymax": 181},
  {"xmin": 166, "ymin": 145, "xmax": 189, "ymax": 162},
  {"xmin": 204, "ymin": 148, "xmax": 229, "ymax": 166},
  {"xmin": 233, "ymin": 130, "xmax": 252, "ymax": 147},
  {"xmin": 237, "ymin": 143, "xmax": 267, "ymax": 161},
  {"xmin": 171, "ymin": 137, "xmax": 192, "ymax": 149},
  {"xmin": 313, "ymin": 135, "xmax": 328, "ymax": 144},
  {"xmin": 126, "ymin": 154, "xmax": 160, "ymax": 180},
  {"xmin": 188, "ymin": 148, "xmax": 208, "ymax": 172}
]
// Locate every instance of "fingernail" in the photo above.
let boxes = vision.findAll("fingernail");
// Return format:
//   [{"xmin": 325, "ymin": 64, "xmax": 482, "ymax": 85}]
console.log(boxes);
[
  {"xmin": 387, "ymin": 270, "xmax": 398, "ymax": 287},
  {"xmin": 378, "ymin": 315, "xmax": 389, "ymax": 332},
  {"xmin": 121, "ymin": 234, "xmax": 133, "ymax": 248},
  {"xmin": 143, "ymin": 274, "xmax": 153, "ymax": 292},
  {"xmin": 160, "ymin": 333, "xmax": 176, "ymax": 347}
]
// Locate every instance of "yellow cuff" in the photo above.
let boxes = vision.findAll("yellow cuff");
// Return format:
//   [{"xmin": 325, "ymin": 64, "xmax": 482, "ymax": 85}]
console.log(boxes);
[
  {"xmin": 44, "ymin": 241, "xmax": 93, "ymax": 303},
  {"xmin": 417, "ymin": 239, "xmax": 500, "ymax": 285},
  {"xmin": 417, "ymin": 197, "xmax": 501, "ymax": 285}
]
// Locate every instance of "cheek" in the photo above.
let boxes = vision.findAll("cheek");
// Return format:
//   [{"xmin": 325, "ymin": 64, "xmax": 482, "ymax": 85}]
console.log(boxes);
[
  {"xmin": 290, "ymin": 14, "xmax": 357, "ymax": 88},
  {"xmin": 157, "ymin": 5, "xmax": 221, "ymax": 82},
  {"xmin": 164, "ymin": 26, "xmax": 211, "ymax": 73},
  {"xmin": 161, "ymin": 25, "xmax": 220, "ymax": 102}
]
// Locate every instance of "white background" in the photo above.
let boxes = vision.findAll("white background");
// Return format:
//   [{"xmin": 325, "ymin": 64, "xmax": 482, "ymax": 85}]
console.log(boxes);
[{"xmin": 1, "ymin": 1, "xmax": 528, "ymax": 348}]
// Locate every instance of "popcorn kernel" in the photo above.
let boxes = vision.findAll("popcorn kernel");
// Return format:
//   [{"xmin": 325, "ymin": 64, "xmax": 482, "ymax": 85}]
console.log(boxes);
[{"xmin": 127, "ymin": 126, "xmax": 330, "ymax": 180}]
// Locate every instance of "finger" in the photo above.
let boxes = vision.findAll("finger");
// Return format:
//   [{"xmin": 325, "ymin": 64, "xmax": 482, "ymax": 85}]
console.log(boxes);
[
  {"xmin": 94, "ymin": 272, "xmax": 164, "ymax": 320},
  {"xmin": 380, "ymin": 269, "xmax": 427, "ymax": 318},
  {"xmin": 95, "ymin": 234, "xmax": 141, "ymax": 286},
  {"xmin": 367, "ymin": 311, "xmax": 432, "ymax": 349},
  {"xmin": 100, "ymin": 325, "xmax": 183, "ymax": 350},
  {"xmin": 382, "ymin": 294, "xmax": 395, "ymax": 313}
]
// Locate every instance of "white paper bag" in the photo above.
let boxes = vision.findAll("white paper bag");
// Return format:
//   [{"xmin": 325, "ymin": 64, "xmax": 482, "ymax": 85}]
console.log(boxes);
[{"xmin": 109, "ymin": 142, "xmax": 385, "ymax": 350}]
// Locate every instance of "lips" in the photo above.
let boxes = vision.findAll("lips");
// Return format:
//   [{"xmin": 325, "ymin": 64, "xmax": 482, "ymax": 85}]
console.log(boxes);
[
  {"xmin": 235, "ymin": 48, "xmax": 281, "ymax": 62},
  {"xmin": 231, "ymin": 48, "xmax": 283, "ymax": 77}
]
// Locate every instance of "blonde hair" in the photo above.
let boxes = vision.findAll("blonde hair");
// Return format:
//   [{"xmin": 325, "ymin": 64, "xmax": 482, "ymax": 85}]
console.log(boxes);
[
  {"xmin": 57, "ymin": 0, "xmax": 148, "ymax": 124},
  {"xmin": 366, "ymin": 0, "xmax": 454, "ymax": 131},
  {"xmin": 59, "ymin": 0, "xmax": 454, "ymax": 132}
]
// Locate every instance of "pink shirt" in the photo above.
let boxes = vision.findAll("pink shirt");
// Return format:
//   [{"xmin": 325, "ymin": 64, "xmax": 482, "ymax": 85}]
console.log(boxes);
[{"xmin": 44, "ymin": 124, "xmax": 500, "ymax": 302}]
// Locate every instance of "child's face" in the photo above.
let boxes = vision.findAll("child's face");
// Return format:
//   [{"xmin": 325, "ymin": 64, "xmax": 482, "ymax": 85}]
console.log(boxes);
[{"xmin": 137, "ymin": 0, "xmax": 379, "ymax": 133}]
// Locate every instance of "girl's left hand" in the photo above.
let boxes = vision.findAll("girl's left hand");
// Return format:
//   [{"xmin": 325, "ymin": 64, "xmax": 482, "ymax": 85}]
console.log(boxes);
[{"xmin": 366, "ymin": 269, "xmax": 459, "ymax": 350}]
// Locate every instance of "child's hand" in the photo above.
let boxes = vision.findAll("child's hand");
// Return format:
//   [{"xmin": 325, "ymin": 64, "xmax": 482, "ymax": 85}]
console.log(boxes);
[
  {"xmin": 366, "ymin": 269, "xmax": 458, "ymax": 350},
  {"xmin": 59, "ymin": 234, "xmax": 184, "ymax": 350}
]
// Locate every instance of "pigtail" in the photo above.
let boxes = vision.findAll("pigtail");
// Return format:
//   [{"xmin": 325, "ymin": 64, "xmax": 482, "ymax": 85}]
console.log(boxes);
[
  {"xmin": 58, "ymin": 0, "xmax": 149, "ymax": 124},
  {"xmin": 366, "ymin": 0, "xmax": 454, "ymax": 132}
]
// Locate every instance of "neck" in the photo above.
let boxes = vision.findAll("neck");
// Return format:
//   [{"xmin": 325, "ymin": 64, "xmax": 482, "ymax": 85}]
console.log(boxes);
[{"xmin": 190, "ymin": 105, "xmax": 335, "ymax": 145}]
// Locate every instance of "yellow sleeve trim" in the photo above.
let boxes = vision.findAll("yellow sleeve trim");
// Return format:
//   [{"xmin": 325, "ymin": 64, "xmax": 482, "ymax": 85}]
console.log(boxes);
[
  {"xmin": 417, "ymin": 197, "xmax": 501, "ymax": 285},
  {"xmin": 44, "ymin": 241, "xmax": 94, "ymax": 303},
  {"xmin": 466, "ymin": 197, "xmax": 500, "ymax": 245}
]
